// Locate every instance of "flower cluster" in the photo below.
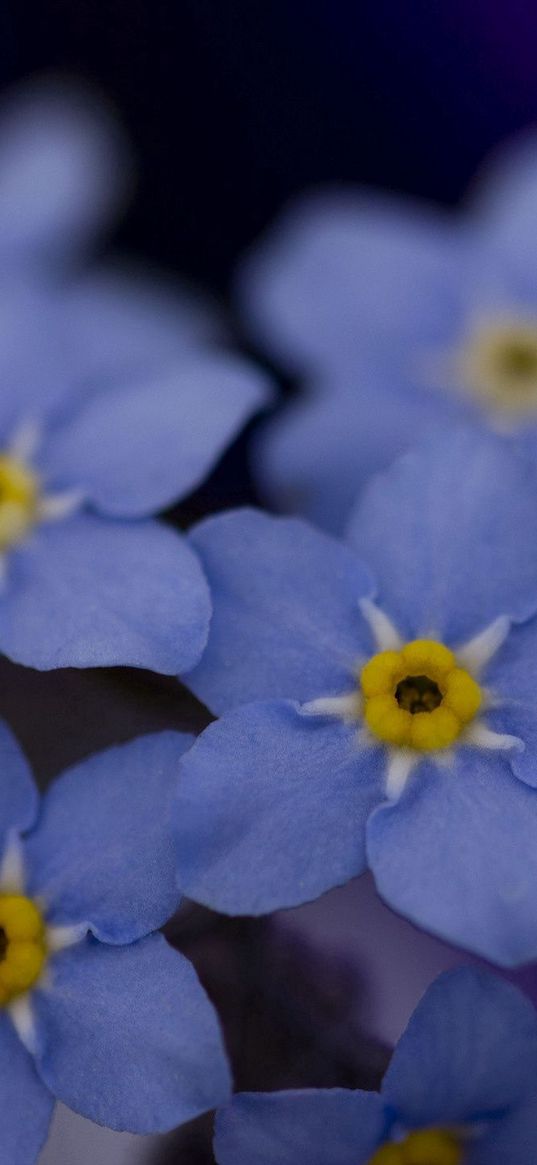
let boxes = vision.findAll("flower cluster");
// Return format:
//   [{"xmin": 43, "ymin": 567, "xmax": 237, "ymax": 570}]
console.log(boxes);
[
  {"xmin": 237, "ymin": 135, "xmax": 537, "ymax": 532},
  {"xmin": 5, "ymin": 76, "xmax": 537, "ymax": 1165}
]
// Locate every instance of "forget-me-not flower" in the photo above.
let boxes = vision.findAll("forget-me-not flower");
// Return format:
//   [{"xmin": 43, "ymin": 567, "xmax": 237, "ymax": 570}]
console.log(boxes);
[
  {"xmin": 0, "ymin": 723, "xmax": 231, "ymax": 1164},
  {"xmin": 0, "ymin": 83, "xmax": 272, "ymax": 671},
  {"xmin": 174, "ymin": 429, "xmax": 537, "ymax": 966},
  {"xmin": 214, "ymin": 968, "xmax": 537, "ymax": 1165},
  {"xmin": 0, "ymin": 348, "xmax": 269, "ymax": 672},
  {"xmin": 237, "ymin": 134, "xmax": 537, "ymax": 532}
]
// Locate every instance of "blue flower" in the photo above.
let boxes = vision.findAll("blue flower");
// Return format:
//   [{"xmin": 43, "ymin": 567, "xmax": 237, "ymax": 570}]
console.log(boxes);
[
  {"xmin": 0, "ymin": 723, "xmax": 231, "ymax": 1163},
  {"xmin": 174, "ymin": 429, "xmax": 537, "ymax": 966},
  {"xmin": 214, "ymin": 968, "xmax": 537, "ymax": 1165},
  {"xmin": 0, "ymin": 83, "xmax": 272, "ymax": 671},
  {"xmin": 237, "ymin": 133, "xmax": 537, "ymax": 532}
]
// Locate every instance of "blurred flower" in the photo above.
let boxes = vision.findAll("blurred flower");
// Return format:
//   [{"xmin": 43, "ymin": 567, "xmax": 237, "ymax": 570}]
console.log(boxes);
[
  {"xmin": 0, "ymin": 723, "xmax": 230, "ymax": 1162},
  {"xmin": 0, "ymin": 349, "xmax": 271, "ymax": 671},
  {"xmin": 173, "ymin": 429, "xmax": 537, "ymax": 965},
  {"xmin": 0, "ymin": 80, "xmax": 272, "ymax": 671},
  {"xmin": 214, "ymin": 968, "xmax": 537, "ymax": 1165},
  {"xmin": 237, "ymin": 133, "xmax": 537, "ymax": 532}
]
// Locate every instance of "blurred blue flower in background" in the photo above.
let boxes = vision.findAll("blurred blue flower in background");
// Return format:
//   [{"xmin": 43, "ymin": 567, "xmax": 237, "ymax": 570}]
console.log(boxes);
[
  {"xmin": 0, "ymin": 79, "xmax": 228, "ymax": 433},
  {"xmin": 0, "ymin": 723, "xmax": 231, "ymax": 1163},
  {"xmin": 214, "ymin": 968, "xmax": 537, "ymax": 1165},
  {"xmin": 0, "ymin": 79, "xmax": 272, "ymax": 671},
  {"xmin": 175, "ymin": 429, "xmax": 537, "ymax": 965},
  {"xmin": 237, "ymin": 134, "xmax": 537, "ymax": 532}
]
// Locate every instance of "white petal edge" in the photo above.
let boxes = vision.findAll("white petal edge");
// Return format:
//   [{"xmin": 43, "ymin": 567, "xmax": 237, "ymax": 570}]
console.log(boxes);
[
  {"xmin": 46, "ymin": 922, "xmax": 88, "ymax": 953},
  {"xmin": 8, "ymin": 994, "xmax": 37, "ymax": 1055},
  {"xmin": 8, "ymin": 419, "xmax": 42, "ymax": 462},
  {"xmin": 0, "ymin": 832, "xmax": 25, "ymax": 893},
  {"xmin": 358, "ymin": 598, "xmax": 403, "ymax": 652},
  {"xmin": 465, "ymin": 721, "xmax": 524, "ymax": 751},
  {"xmin": 38, "ymin": 489, "xmax": 85, "ymax": 523},
  {"xmin": 300, "ymin": 692, "xmax": 361, "ymax": 723},
  {"xmin": 385, "ymin": 749, "xmax": 419, "ymax": 801},
  {"xmin": 457, "ymin": 615, "xmax": 511, "ymax": 675}
]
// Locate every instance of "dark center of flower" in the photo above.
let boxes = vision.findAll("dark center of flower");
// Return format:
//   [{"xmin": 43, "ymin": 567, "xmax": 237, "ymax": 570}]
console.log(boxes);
[
  {"xmin": 395, "ymin": 674, "xmax": 443, "ymax": 714},
  {"xmin": 499, "ymin": 339, "xmax": 537, "ymax": 381},
  {"xmin": 0, "ymin": 929, "xmax": 8, "ymax": 962}
]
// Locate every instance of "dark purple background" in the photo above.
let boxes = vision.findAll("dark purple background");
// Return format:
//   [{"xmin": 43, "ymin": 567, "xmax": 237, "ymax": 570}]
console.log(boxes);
[{"xmin": 7, "ymin": 2, "xmax": 537, "ymax": 291}]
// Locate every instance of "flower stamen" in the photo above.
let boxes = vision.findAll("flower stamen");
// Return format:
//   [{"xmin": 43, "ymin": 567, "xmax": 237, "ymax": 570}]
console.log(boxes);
[
  {"xmin": 0, "ymin": 453, "xmax": 40, "ymax": 551},
  {"xmin": 0, "ymin": 895, "xmax": 47, "ymax": 1005},
  {"xmin": 361, "ymin": 639, "xmax": 482, "ymax": 751},
  {"xmin": 368, "ymin": 1127, "xmax": 462, "ymax": 1164},
  {"xmin": 459, "ymin": 318, "xmax": 537, "ymax": 417}
]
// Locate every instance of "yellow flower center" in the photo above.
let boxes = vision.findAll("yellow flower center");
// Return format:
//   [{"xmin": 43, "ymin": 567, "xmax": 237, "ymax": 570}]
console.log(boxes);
[
  {"xmin": 0, "ymin": 454, "xmax": 39, "ymax": 551},
  {"xmin": 361, "ymin": 639, "xmax": 481, "ymax": 751},
  {"xmin": 368, "ymin": 1127, "xmax": 463, "ymax": 1165},
  {"xmin": 0, "ymin": 895, "xmax": 47, "ymax": 1005},
  {"xmin": 461, "ymin": 319, "xmax": 537, "ymax": 415}
]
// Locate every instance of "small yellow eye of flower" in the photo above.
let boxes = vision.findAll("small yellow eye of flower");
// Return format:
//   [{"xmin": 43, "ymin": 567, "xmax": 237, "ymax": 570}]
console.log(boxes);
[
  {"xmin": 361, "ymin": 639, "xmax": 481, "ymax": 752},
  {"xmin": 461, "ymin": 319, "xmax": 537, "ymax": 416},
  {"xmin": 0, "ymin": 454, "xmax": 40, "ymax": 551},
  {"xmin": 368, "ymin": 1127, "xmax": 463, "ymax": 1165},
  {"xmin": 0, "ymin": 895, "xmax": 47, "ymax": 1005}
]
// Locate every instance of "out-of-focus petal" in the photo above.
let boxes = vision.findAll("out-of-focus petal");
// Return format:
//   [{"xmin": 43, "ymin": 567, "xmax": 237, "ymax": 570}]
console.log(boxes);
[
  {"xmin": 470, "ymin": 132, "xmax": 537, "ymax": 277},
  {"xmin": 256, "ymin": 371, "xmax": 471, "ymax": 535},
  {"xmin": 236, "ymin": 189, "xmax": 462, "ymax": 376},
  {"xmin": 0, "ymin": 80, "xmax": 129, "ymax": 268},
  {"xmin": 42, "ymin": 355, "xmax": 273, "ymax": 517}
]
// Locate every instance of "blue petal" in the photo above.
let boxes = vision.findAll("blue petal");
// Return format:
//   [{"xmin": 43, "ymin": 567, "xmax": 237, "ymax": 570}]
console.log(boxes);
[
  {"xmin": 256, "ymin": 372, "xmax": 471, "ymax": 535},
  {"xmin": 0, "ymin": 1013, "xmax": 54, "ymax": 1164},
  {"xmin": 42, "ymin": 355, "xmax": 273, "ymax": 517},
  {"xmin": 0, "ymin": 513, "xmax": 210, "ymax": 673},
  {"xmin": 214, "ymin": 1090, "xmax": 386, "ymax": 1165},
  {"xmin": 485, "ymin": 702, "xmax": 537, "ymax": 789},
  {"xmin": 483, "ymin": 616, "xmax": 537, "ymax": 788},
  {"xmin": 25, "ymin": 732, "xmax": 191, "ymax": 943},
  {"xmin": 0, "ymin": 284, "xmax": 77, "ymax": 435},
  {"xmin": 236, "ymin": 190, "xmax": 462, "ymax": 376},
  {"xmin": 173, "ymin": 700, "xmax": 382, "ymax": 915},
  {"xmin": 33, "ymin": 933, "xmax": 231, "ymax": 1133},
  {"xmin": 367, "ymin": 749, "xmax": 537, "ymax": 965},
  {"xmin": 471, "ymin": 1099, "xmax": 537, "ymax": 1165},
  {"xmin": 0, "ymin": 720, "xmax": 38, "ymax": 837},
  {"xmin": 382, "ymin": 968, "xmax": 537, "ymax": 1127},
  {"xmin": 187, "ymin": 508, "xmax": 374, "ymax": 714},
  {"xmin": 347, "ymin": 428, "xmax": 537, "ymax": 643},
  {"xmin": 0, "ymin": 80, "xmax": 128, "ymax": 268},
  {"xmin": 0, "ymin": 267, "xmax": 222, "ymax": 440},
  {"xmin": 58, "ymin": 265, "xmax": 223, "ymax": 385}
]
